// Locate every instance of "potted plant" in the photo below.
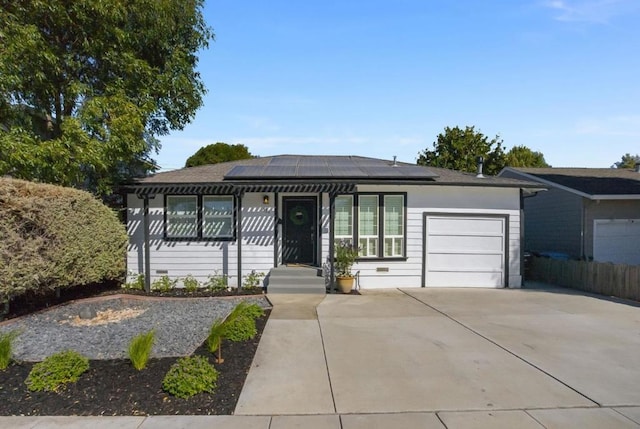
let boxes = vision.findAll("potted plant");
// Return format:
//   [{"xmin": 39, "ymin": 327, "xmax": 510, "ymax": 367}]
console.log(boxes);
[{"xmin": 335, "ymin": 240, "xmax": 359, "ymax": 293}]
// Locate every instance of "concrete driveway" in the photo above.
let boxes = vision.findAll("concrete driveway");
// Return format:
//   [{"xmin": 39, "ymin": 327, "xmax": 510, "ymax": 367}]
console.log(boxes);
[{"xmin": 235, "ymin": 286, "xmax": 640, "ymax": 428}]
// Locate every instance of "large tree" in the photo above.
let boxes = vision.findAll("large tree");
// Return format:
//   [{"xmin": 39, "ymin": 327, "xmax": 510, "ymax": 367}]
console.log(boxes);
[
  {"xmin": 613, "ymin": 153, "xmax": 640, "ymax": 169},
  {"xmin": 505, "ymin": 145, "xmax": 550, "ymax": 168},
  {"xmin": 0, "ymin": 0, "xmax": 213, "ymax": 196},
  {"xmin": 417, "ymin": 126, "xmax": 506, "ymax": 175},
  {"xmin": 185, "ymin": 142, "xmax": 255, "ymax": 167}
]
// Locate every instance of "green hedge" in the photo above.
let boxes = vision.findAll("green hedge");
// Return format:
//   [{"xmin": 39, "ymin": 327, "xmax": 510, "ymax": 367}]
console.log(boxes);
[{"xmin": 0, "ymin": 178, "xmax": 127, "ymax": 300}]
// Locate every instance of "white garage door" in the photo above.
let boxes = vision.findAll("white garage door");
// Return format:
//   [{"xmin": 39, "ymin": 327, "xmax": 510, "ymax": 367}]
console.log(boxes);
[
  {"xmin": 594, "ymin": 219, "xmax": 640, "ymax": 265},
  {"xmin": 424, "ymin": 215, "xmax": 506, "ymax": 287}
]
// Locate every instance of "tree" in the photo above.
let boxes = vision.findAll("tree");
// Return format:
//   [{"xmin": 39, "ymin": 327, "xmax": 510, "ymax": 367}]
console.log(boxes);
[
  {"xmin": 417, "ymin": 126, "xmax": 506, "ymax": 175},
  {"xmin": 185, "ymin": 143, "xmax": 255, "ymax": 167},
  {"xmin": 505, "ymin": 145, "xmax": 550, "ymax": 168},
  {"xmin": 613, "ymin": 153, "xmax": 640, "ymax": 169},
  {"xmin": 0, "ymin": 0, "xmax": 213, "ymax": 196}
]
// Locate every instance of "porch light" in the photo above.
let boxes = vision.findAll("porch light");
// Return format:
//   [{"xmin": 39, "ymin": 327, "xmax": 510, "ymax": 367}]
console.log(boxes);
[{"xmin": 263, "ymin": 195, "xmax": 270, "ymax": 205}]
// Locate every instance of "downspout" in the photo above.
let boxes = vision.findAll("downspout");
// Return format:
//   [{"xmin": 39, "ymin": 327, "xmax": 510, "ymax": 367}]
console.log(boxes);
[
  {"xmin": 329, "ymin": 192, "xmax": 336, "ymax": 294},
  {"xmin": 236, "ymin": 190, "xmax": 244, "ymax": 293},
  {"xmin": 519, "ymin": 189, "xmax": 524, "ymax": 288},
  {"xmin": 581, "ymin": 200, "xmax": 586, "ymax": 259}
]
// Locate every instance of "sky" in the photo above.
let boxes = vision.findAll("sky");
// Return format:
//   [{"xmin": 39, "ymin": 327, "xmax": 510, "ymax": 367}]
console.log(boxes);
[{"xmin": 154, "ymin": 0, "xmax": 640, "ymax": 171}]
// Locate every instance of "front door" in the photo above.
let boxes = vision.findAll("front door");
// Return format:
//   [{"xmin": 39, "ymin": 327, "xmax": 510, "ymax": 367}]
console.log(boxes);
[{"xmin": 283, "ymin": 197, "xmax": 317, "ymax": 265}]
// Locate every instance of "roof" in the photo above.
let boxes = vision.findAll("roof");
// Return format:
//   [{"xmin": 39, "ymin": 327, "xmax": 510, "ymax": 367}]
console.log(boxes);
[
  {"xmin": 130, "ymin": 155, "xmax": 541, "ymax": 190},
  {"xmin": 502, "ymin": 167, "xmax": 640, "ymax": 199}
]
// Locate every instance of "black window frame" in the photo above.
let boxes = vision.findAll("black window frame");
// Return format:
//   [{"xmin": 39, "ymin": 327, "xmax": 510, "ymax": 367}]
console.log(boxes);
[
  {"xmin": 164, "ymin": 194, "xmax": 237, "ymax": 241},
  {"xmin": 335, "ymin": 192, "xmax": 408, "ymax": 261}
]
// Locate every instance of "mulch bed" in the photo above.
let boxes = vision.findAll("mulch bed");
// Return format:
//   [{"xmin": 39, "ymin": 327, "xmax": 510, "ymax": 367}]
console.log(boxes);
[{"xmin": 0, "ymin": 310, "xmax": 270, "ymax": 416}]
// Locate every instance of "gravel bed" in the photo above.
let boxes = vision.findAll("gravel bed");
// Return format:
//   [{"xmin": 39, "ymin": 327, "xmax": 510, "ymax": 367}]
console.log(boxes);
[{"xmin": 0, "ymin": 295, "xmax": 271, "ymax": 361}]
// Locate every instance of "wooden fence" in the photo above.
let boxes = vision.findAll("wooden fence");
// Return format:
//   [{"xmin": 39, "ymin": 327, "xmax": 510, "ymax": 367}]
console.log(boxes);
[{"xmin": 529, "ymin": 256, "xmax": 640, "ymax": 301}]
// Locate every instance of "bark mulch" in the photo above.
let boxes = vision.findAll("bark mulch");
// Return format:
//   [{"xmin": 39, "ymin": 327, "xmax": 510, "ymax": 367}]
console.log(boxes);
[{"xmin": 0, "ymin": 310, "xmax": 269, "ymax": 416}]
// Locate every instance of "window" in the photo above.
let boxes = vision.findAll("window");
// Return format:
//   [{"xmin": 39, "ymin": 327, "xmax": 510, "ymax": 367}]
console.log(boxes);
[
  {"xmin": 358, "ymin": 195, "xmax": 379, "ymax": 257},
  {"xmin": 384, "ymin": 195, "xmax": 404, "ymax": 257},
  {"xmin": 165, "ymin": 195, "xmax": 235, "ymax": 240},
  {"xmin": 335, "ymin": 195, "xmax": 353, "ymax": 245},
  {"xmin": 203, "ymin": 196, "xmax": 234, "ymax": 238},
  {"xmin": 166, "ymin": 196, "xmax": 198, "ymax": 238},
  {"xmin": 333, "ymin": 193, "xmax": 406, "ymax": 259}
]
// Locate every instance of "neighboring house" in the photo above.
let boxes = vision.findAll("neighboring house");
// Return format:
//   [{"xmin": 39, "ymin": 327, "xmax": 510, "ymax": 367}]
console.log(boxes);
[
  {"xmin": 125, "ymin": 155, "xmax": 540, "ymax": 291},
  {"xmin": 500, "ymin": 167, "xmax": 640, "ymax": 265}
]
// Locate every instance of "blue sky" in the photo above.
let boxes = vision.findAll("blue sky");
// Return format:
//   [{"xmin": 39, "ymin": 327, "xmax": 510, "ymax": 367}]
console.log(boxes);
[{"xmin": 155, "ymin": 0, "xmax": 640, "ymax": 171}]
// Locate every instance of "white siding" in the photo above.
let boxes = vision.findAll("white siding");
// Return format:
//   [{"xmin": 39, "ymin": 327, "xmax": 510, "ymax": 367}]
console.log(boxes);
[
  {"xmin": 127, "ymin": 185, "xmax": 523, "ymax": 290},
  {"xmin": 127, "ymin": 193, "xmax": 276, "ymax": 288}
]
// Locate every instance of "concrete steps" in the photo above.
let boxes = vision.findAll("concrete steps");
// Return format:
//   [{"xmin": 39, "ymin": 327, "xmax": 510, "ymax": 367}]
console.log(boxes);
[{"xmin": 266, "ymin": 266, "xmax": 326, "ymax": 294}]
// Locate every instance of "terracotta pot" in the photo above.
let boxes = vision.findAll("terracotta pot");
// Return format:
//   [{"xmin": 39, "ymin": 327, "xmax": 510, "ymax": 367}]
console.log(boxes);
[{"xmin": 336, "ymin": 276, "xmax": 355, "ymax": 294}]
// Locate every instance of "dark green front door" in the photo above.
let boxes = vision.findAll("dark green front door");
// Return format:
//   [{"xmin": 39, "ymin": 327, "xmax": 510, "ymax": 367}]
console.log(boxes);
[{"xmin": 283, "ymin": 197, "xmax": 317, "ymax": 265}]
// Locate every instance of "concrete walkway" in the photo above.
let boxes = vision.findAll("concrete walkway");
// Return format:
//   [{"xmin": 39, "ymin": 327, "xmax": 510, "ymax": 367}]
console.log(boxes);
[{"xmin": 5, "ymin": 285, "xmax": 640, "ymax": 428}]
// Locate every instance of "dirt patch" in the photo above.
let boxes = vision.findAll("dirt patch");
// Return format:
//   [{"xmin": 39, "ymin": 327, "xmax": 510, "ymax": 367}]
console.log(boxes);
[{"xmin": 60, "ymin": 308, "xmax": 148, "ymax": 327}]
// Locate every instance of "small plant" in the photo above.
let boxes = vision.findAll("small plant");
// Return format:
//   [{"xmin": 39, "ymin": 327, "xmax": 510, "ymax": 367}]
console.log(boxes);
[
  {"xmin": 182, "ymin": 275, "xmax": 200, "ymax": 293},
  {"xmin": 123, "ymin": 272, "xmax": 145, "ymax": 290},
  {"xmin": 205, "ymin": 271, "xmax": 228, "ymax": 292},
  {"xmin": 0, "ymin": 330, "xmax": 19, "ymax": 370},
  {"xmin": 335, "ymin": 240, "xmax": 359, "ymax": 277},
  {"xmin": 151, "ymin": 275, "xmax": 177, "ymax": 292},
  {"xmin": 221, "ymin": 301, "xmax": 263, "ymax": 342},
  {"xmin": 26, "ymin": 350, "xmax": 89, "ymax": 392},
  {"xmin": 128, "ymin": 330, "xmax": 155, "ymax": 370},
  {"xmin": 162, "ymin": 355, "xmax": 218, "ymax": 399},
  {"xmin": 206, "ymin": 319, "xmax": 225, "ymax": 363},
  {"xmin": 242, "ymin": 270, "xmax": 265, "ymax": 290}
]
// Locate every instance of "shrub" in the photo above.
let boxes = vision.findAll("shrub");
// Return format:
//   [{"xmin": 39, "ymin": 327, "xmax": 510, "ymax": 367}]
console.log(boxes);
[
  {"xmin": 182, "ymin": 275, "xmax": 200, "ymax": 293},
  {"xmin": 221, "ymin": 301, "xmax": 263, "ymax": 342},
  {"xmin": 0, "ymin": 330, "xmax": 19, "ymax": 370},
  {"xmin": 0, "ymin": 178, "xmax": 127, "ymax": 301},
  {"xmin": 151, "ymin": 276, "xmax": 177, "ymax": 292},
  {"xmin": 162, "ymin": 355, "xmax": 218, "ymax": 399},
  {"xmin": 205, "ymin": 271, "xmax": 228, "ymax": 292},
  {"xmin": 26, "ymin": 350, "xmax": 89, "ymax": 392},
  {"xmin": 128, "ymin": 330, "xmax": 155, "ymax": 370},
  {"xmin": 242, "ymin": 270, "xmax": 264, "ymax": 290},
  {"xmin": 123, "ymin": 273, "xmax": 145, "ymax": 290}
]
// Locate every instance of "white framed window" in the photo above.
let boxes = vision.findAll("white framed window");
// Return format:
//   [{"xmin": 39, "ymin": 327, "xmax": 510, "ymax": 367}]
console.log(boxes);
[
  {"xmin": 384, "ymin": 195, "xmax": 404, "ymax": 257},
  {"xmin": 166, "ymin": 196, "xmax": 198, "ymax": 238},
  {"xmin": 358, "ymin": 195, "xmax": 379, "ymax": 257},
  {"xmin": 203, "ymin": 196, "xmax": 234, "ymax": 238},
  {"xmin": 335, "ymin": 195, "xmax": 353, "ymax": 245}
]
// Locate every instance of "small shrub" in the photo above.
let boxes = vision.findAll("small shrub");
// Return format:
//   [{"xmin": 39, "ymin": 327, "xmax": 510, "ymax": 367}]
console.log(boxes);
[
  {"xmin": 26, "ymin": 350, "xmax": 89, "ymax": 392},
  {"xmin": 162, "ymin": 355, "xmax": 218, "ymax": 399},
  {"xmin": 152, "ymin": 275, "xmax": 177, "ymax": 292},
  {"xmin": 128, "ymin": 330, "xmax": 155, "ymax": 370},
  {"xmin": 0, "ymin": 330, "xmax": 19, "ymax": 370},
  {"xmin": 123, "ymin": 272, "xmax": 145, "ymax": 290},
  {"xmin": 205, "ymin": 271, "xmax": 228, "ymax": 292},
  {"xmin": 182, "ymin": 275, "xmax": 200, "ymax": 293},
  {"xmin": 223, "ymin": 315, "xmax": 257, "ymax": 342},
  {"xmin": 242, "ymin": 270, "xmax": 265, "ymax": 290},
  {"xmin": 244, "ymin": 303, "xmax": 265, "ymax": 320}
]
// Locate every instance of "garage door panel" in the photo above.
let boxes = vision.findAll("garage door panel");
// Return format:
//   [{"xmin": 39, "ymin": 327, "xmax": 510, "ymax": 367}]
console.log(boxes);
[
  {"xmin": 428, "ymin": 217, "xmax": 504, "ymax": 235},
  {"xmin": 428, "ymin": 235, "xmax": 503, "ymax": 253},
  {"xmin": 428, "ymin": 253, "xmax": 504, "ymax": 271},
  {"xmin": 427, "ymin": 271, "xmax": 503, "ymax": 288},
  {"xmin": 425, "ymin": 214, "xmax": 506, "ymax": 288},
  {"xmin": 594, "ymin": 219, "xmax": 640, "ymax": 265}
]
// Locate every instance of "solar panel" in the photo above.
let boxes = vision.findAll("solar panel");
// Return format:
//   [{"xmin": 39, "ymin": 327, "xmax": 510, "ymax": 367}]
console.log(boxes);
[
  {"xmin": 269, "ymin": 156, "xmax": 298, "ymax": 166},
  {"xmin": 401, "ymin": 166, "xmax": 439, "ymax": 178},
  {"xmin": 327, "ymin": 166, "xmax": 368, "ymax": 177},
  {"xmin": 224, "ymin": 165, "xmax": 266, "ymax": 178},
  {"xmin": 361, "ymin": 166, "xmax": 404, "ymax": 177},
  {"xmin": 298, "ymin": 157, "xmax": 327, "ymax": 166},
  {"xmin": 297, "ymin": 165, "xmax": 332, "ymax": 177},
  {"xmin": 262, "ymin": 166, "xmax": 297, "ymax": 177}
]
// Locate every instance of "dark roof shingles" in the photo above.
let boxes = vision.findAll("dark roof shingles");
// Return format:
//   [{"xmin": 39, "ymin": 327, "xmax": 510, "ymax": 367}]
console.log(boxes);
[{"xmin": 513, "ymin": 168, "xmax": 640, "ymax": 196}]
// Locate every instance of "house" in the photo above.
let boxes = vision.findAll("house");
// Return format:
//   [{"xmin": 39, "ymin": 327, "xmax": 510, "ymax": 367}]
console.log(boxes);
[
  {"xmin": 499, "ymin": 167, "xmax": 640, "ymax": 265},
  {"xmin": 125, "ymin": 155, "xmax": 541, "ymax": 291}
]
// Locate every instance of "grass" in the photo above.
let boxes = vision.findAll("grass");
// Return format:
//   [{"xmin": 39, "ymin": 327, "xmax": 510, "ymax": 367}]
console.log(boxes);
[
  {"xmin": 0, "ymin": 330, "xmax": 19, "ymax": 370},
  {"xmin": 128, "ymin": 330, "xmax": 155, "ymax": 370}
]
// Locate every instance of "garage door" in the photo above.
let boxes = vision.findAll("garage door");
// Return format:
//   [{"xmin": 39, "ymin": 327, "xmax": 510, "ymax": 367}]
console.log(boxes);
[
  {"xmin": 424, "ymin": 215, "xmax": 506, "ymax": 287},
  {"xmin": 594, "ymin": 219, "xmax": 640, "ymax": 265}
]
